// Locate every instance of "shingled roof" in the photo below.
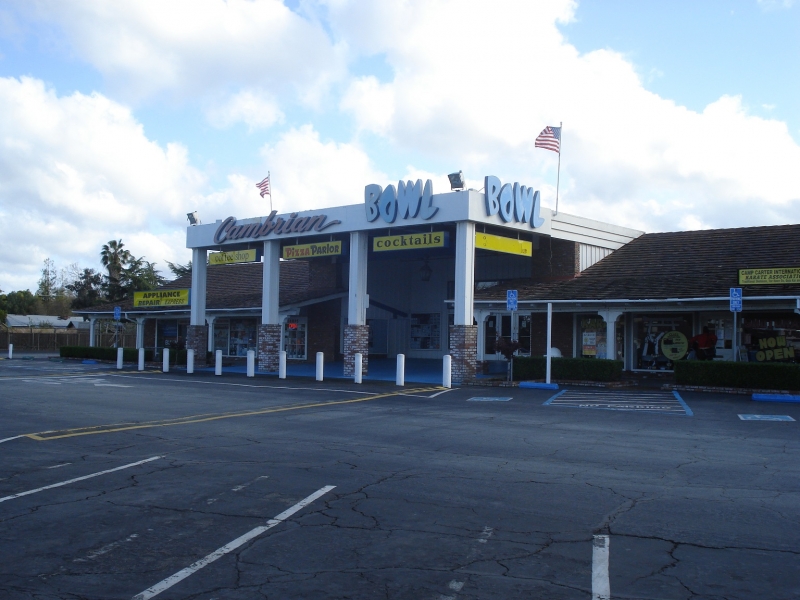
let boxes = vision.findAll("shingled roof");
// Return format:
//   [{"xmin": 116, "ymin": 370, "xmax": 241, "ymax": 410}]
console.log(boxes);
[
  {"xmin": 475, "ymin": 223, "xmax": 800, "ymax": 302},
  {"xmin": 78, "ymin": 260, "xmax": 342, "ymax": 314}
]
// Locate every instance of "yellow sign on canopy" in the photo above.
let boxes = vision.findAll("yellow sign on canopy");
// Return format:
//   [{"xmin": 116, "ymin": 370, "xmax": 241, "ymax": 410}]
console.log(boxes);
[
  {"xmin": 133, "ymin": 289, "xmax": 190, "ymax": 307},
  {"xmin": 475, "ymin": 232, "xmax": 532, "ymax": 256},
  {"xmin": 209, "ymin": 249, "xmax": 257, "ymax": 265}
]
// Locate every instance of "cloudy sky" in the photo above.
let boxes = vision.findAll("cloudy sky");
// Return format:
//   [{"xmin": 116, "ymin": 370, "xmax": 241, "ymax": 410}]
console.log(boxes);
[{"xmin": 1, "ymin": 0, "xmax": 798, "ymax": 292}]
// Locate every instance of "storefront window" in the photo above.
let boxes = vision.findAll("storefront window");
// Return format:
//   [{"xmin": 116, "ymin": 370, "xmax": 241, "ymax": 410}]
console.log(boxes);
[
  {"xmin": 214, "ymin": 318, "xmax": 230, "ymax": 355},
  {"xmin": 410, "ymin": 313, "xmax": 441, "ymax": 350},
  {"xmin": 484, "ymin": 314, "xmax": 511, "ymax": 354},
  {"xmin": 518, "ymin": 314, "xmax": 531, "ymax": 354},
  {"xmin": 157, "ymin": 319, "xmax": 187, "ymax": 350},
  {"xmin": 741, "ymin": 314, "xmax": 799, "ymax": 364},
  {"xmin": 579, "ymin": 317, "xmax": 606, "ymax": 359},
  {"xmin": 283, "ymin": 317, "xmax": 307, "ymax": 359},
  {"xmin": 633, "ymin": 315, "xmax": 692, "ymax": 370},
  {"xmin": 229, "ymin": 319, "xmax": 257, "ymax": 357}
]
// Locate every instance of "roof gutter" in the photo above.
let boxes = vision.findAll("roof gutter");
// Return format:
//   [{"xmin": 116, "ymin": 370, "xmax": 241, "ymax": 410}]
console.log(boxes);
[{"xmin": 463, "ymin": 295, "xmax": 800, "ymax": 305}]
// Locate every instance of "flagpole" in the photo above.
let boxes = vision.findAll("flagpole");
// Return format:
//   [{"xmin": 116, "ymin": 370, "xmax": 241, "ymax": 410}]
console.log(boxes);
[{"xmin": 554, "ymin": 121, "xmax": 562, "ymax": 217}]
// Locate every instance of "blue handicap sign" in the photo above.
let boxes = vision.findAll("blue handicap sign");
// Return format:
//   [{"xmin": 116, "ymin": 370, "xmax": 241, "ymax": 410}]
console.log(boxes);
[
  {"xmin": 506, "ymin": 289, "xmax": 518, "ymax": 311},
  {"xmin": 114, "ymin": 306, "xmax": 121, "ymax": 321},
  {"xmin": 730, "ymin": 288, "xmax": 742, "ymax": 312}
]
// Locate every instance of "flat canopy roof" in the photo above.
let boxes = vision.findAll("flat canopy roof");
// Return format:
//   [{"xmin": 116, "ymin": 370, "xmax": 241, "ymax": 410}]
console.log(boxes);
[{"xmin": 187, "ymin": 185, "xmax": 642, "ymax": 251}]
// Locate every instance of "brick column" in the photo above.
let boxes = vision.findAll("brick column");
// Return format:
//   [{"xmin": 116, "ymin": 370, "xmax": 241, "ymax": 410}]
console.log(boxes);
[
  {"xmin": 344, "ymin": 324, "xmax": 369, "ymax": 377},
  {"xmin": 257, "ymin": 324, "xmax": 282, "ymax": 372},
  {"xmin": 186, "ymin": 325, "xmax": 208, "ymax": 367},
  {"xmin": 449, "ymin": 324, "xmax": 478, "ymax": 384}
]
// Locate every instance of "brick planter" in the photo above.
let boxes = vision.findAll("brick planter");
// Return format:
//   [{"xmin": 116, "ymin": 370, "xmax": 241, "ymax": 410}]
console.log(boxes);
[
  {"xmin": 186, "ymin": 325, "xmax": 208, "ymax": 367},
  {"xmin": 257, "ymin": 324, "xmax": 282, "ymax": 372},
  {"xmin": 344, "ymin": 324, "xmax": 369, "ymax": 377},
  {"xmin": 449, "ymin": 324, "xmax": 478, "ymax": 384}
]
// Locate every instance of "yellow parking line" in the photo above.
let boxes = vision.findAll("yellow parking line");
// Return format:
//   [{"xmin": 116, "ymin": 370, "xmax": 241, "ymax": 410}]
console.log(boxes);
[{"xmin": 25, "ymin": 387, "xmax": 440, "ymax": 441}]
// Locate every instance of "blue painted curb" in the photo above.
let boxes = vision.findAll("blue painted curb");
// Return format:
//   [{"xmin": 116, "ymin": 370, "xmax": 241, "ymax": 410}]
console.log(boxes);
[
  {"xmin": 752, "ymin": 393, "xmax": 800, "ymax": 403},
  {"xmin": 520, "ymin": 382, "xmax": 560, "ymax": 390}
]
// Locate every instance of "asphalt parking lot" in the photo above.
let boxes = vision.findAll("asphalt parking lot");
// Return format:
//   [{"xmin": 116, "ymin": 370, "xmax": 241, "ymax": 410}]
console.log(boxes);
[{"xmin": 1, "ymin": 358, "xmax": 799, "ymax": 600}]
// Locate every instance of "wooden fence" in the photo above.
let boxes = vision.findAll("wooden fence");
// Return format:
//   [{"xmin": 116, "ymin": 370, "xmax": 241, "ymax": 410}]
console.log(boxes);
[{"xmin": 0, "ymin": 330, "xmax": 137, "ymax": 352}]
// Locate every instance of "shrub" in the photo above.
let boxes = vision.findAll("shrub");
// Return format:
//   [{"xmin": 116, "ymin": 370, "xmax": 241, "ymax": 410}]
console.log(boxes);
[
  {"xmin": 513, "ymin": 357, "xmax": 623, "ymax": 382},
  {"xmin": 60, "ymin": 346, "xmax": 154, "ymax": 362},
  {"xmin": 675, "ymin": 360, "xmax": 800, "ymax": 391}
]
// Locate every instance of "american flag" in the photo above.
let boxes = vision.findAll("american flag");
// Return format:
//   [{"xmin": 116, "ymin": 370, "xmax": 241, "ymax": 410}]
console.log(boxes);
[
  {"xmin": 535, "ymin": 125, "xmax": 561, "ymax": 153},
  {"xmin": 256, "ymin": 174, "xmax": 271, "ymax": 197}
]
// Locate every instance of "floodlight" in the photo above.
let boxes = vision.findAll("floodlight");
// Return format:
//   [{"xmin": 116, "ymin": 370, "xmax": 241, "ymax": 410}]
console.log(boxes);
[{"xmin": 448, "ymin": 171, "xmax": 465, "ymax": 191}]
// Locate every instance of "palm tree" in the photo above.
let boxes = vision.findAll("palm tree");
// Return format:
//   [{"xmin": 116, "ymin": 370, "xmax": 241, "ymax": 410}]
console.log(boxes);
[{"xmin": 101, "ymin": 239, "xmax": 132, "ymax": 300}]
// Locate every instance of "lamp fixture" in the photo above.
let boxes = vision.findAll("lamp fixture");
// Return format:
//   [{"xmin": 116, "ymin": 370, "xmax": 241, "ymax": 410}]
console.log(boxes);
[
  {"xmin": 420, "ymin": 258, "xmax": 433, "ymax": 282},
  {"xmin": 187, "ymin": 211, "xmax": 201, "ymax": 225},
  {"xmin": 448, "ymin": 170, "xmax": 465, "ymax": 191}
]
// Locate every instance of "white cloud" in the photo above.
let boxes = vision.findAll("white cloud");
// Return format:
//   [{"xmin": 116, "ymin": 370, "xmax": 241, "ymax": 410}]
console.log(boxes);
[
  {"xmin": 257, "ymin": 125, "xmax": 387, "ymax": 213},
  {"xmin": 0, "ymin": 77, "xmax": 206, "ymax": 291},
  {"xmin": 330, "ymin": 0, "xmax": 800, "ymax": 232},
  {"xmin": 205, "ymin": 89, "xmax": 284, "ymax": 130},
  {"xmin": 24, "ymin": 0, "xmax": 347, "ymax": 106}
]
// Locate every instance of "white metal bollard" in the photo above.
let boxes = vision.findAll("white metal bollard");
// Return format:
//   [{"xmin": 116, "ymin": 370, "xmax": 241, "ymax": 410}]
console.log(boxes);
[
  {"xmin": 316, "ymin": 352, "xmax": 324, "ymax": 381},
  {"xmin": 117, "ymin": 347, "xmax": 124, "ymax": 369},
  {"xmin": 162, "ymin": 348, "xmax": 170, "ymax": 373},
  {"xmin": 354, "ymin": 353, "xmax": 362, "ymax": 384},
  {"xmin": 396, "ymin": 353, "xmax": 405, "ymax": 386},
  {"xmin": 443, "ymin": 354, "xmax": 452, "ymax": 388},
  {"xmin": 8, "ymin": 343, "xmax": 12, "ymax": 359},
  {"xmin": 138, "ymin": 348, "xmax": 145, "ymax": 371},
  {"xmin": 187, "ymin": 349, "xmax": 194, "ymax": 374},
  {"xmin": 247, "ymin": 350, "xmax": 255, "ymax": 377},
  {"xmin": 215, "ymin": 350, "xmax": 222, "ymax": 376},
  {"xmin": 279, "ymin": 350, "xmax": 287, "ymax": 379}
]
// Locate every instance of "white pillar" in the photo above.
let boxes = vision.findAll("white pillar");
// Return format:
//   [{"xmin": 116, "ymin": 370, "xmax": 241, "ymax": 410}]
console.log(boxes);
[
  {"xmin": 443, "ymin": 354, "xmax": 452, "ymax": 388},
  {"xmin": 546, "ymin": 303, "xmax": 553, "ymax": 384},
  {"xmin": 454, "ymin": 221, "xmax": 476, "ymax": 325},
  {"xmin": 316, "ymin": 352, "xmax": 324, "ymax": 381},
  {"xmin": 354, "ymin": 353, "xmax": 362, "ymax": 384},
  {"xmin": 475, "ymin": 310, "xmax": 489, "ymax": 357},
  {"xmin": 206, "ymin": 316, "xmax": 216, "ymax": 353},
  {"xmin": 135, "ymin": 318, "xmax": 145, "ymax": 349},
  {"xmin": 279, "ymin": 350, "xmax": 287, "ymax": 379},
  {"xmin": 116, "ymin": 347, "xmax": 123, "ymax": 369},
  {"xmin": 247, "ymin": 350, "xmax": 255, "ymax": 377},
  {"xmin": 162, "ymin": 348, "xmax": 170, "ymax": 373},
  {"xmin": 597, "ymin": 310, "xmax": 623, "ymax": 361},
  {"xmin": 348, "ymin": 231, "xmax": 369, "ymax": 325},
  {"xmin": 187, "ymin": 349, "xmax": 195, "ymax": 374},
  {"xmin": 396, "ymin": 353, "xmax": 405, "ymax": 386},
  {"xmin": 215, "ymin": 350, "xmax": 222, "ymax": 375},
  {"xmin": 262, "ymin": 240, "xmax": 281, "ymax": 325},
  {"xmin": 190, "ymin": 248, "xmax": 207, "ymax": 326},
  {"xmin": 8, "ymin": 344, "xmax": 12, "ymax": 360},
  {"xmin": 138, "ymin": 348, "xmax": 145, "ymax": 371},
  {"xmin": 89, "ymin": 318, "xmax": 96, "ymax": 347}
]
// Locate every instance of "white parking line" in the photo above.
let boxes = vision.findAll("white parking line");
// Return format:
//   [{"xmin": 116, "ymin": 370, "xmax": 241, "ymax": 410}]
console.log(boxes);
[
  {"xmin": 592, "ymin": 534, "xmax": 611, "ymax": 600},
  {"xmin": 0, "ymin": 435, "xmax": 24, "ymax": 444},
  {"xmin": 0, "ymin": 456, "xmax": 163, "ymax": 504},
  {"xmin": 132, "ymin": 484, "xmax": 336, "ymax": 600}
]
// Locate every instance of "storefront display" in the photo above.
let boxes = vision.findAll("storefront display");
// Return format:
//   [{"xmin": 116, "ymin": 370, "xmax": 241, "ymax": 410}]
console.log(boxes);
[
  {"xmin": 213, "ymin": 318, "xmax": 258, "ymax": 357},
  {"xmin": 283, "ymin": 317, "xmax": 308, "ymax": 359},
  {"xmin": 580, "ymin": 317, "xmax": 606, "ymax": 359},
  {"xmin": 741, "ymin": 314, "xmax": 800, "ymax": 363},
  {"xmin": 410, "ymin": 313, "xmax": 440, "ymax": 350},
  {"xmin": 633, "ymin": 315, "xmax": 692, "ymax": 370}
]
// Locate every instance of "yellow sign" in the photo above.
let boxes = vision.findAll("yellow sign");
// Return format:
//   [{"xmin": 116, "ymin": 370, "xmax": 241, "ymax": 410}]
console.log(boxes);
[
  {"xmin": 373, "ymin": 232, "xmax": 446, "ymax": 251},
  {"xmin": 209, "ymin": 249, "xmax": 257, "ymax": 265},
  {"xmin": 739, "ymin": 267, "xmax": 800, "ymax": 285},
  {"xmin": 475, "ymin": 232, "xmax": 532, "ymax": 256},
  {"xmin": 661, "ymin": 331, "xmax": 688, "ymax": 360},
  {"xmin": 754, "ymin": 336, "xmax": 796, "ymax": 362},
  {"xmin": 133, "ymin": 289, "xmax": 190, "ymax": 307},
  {"xmin": 283, "ymin": 240, "xmax": 342, "ymax": 259}
]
